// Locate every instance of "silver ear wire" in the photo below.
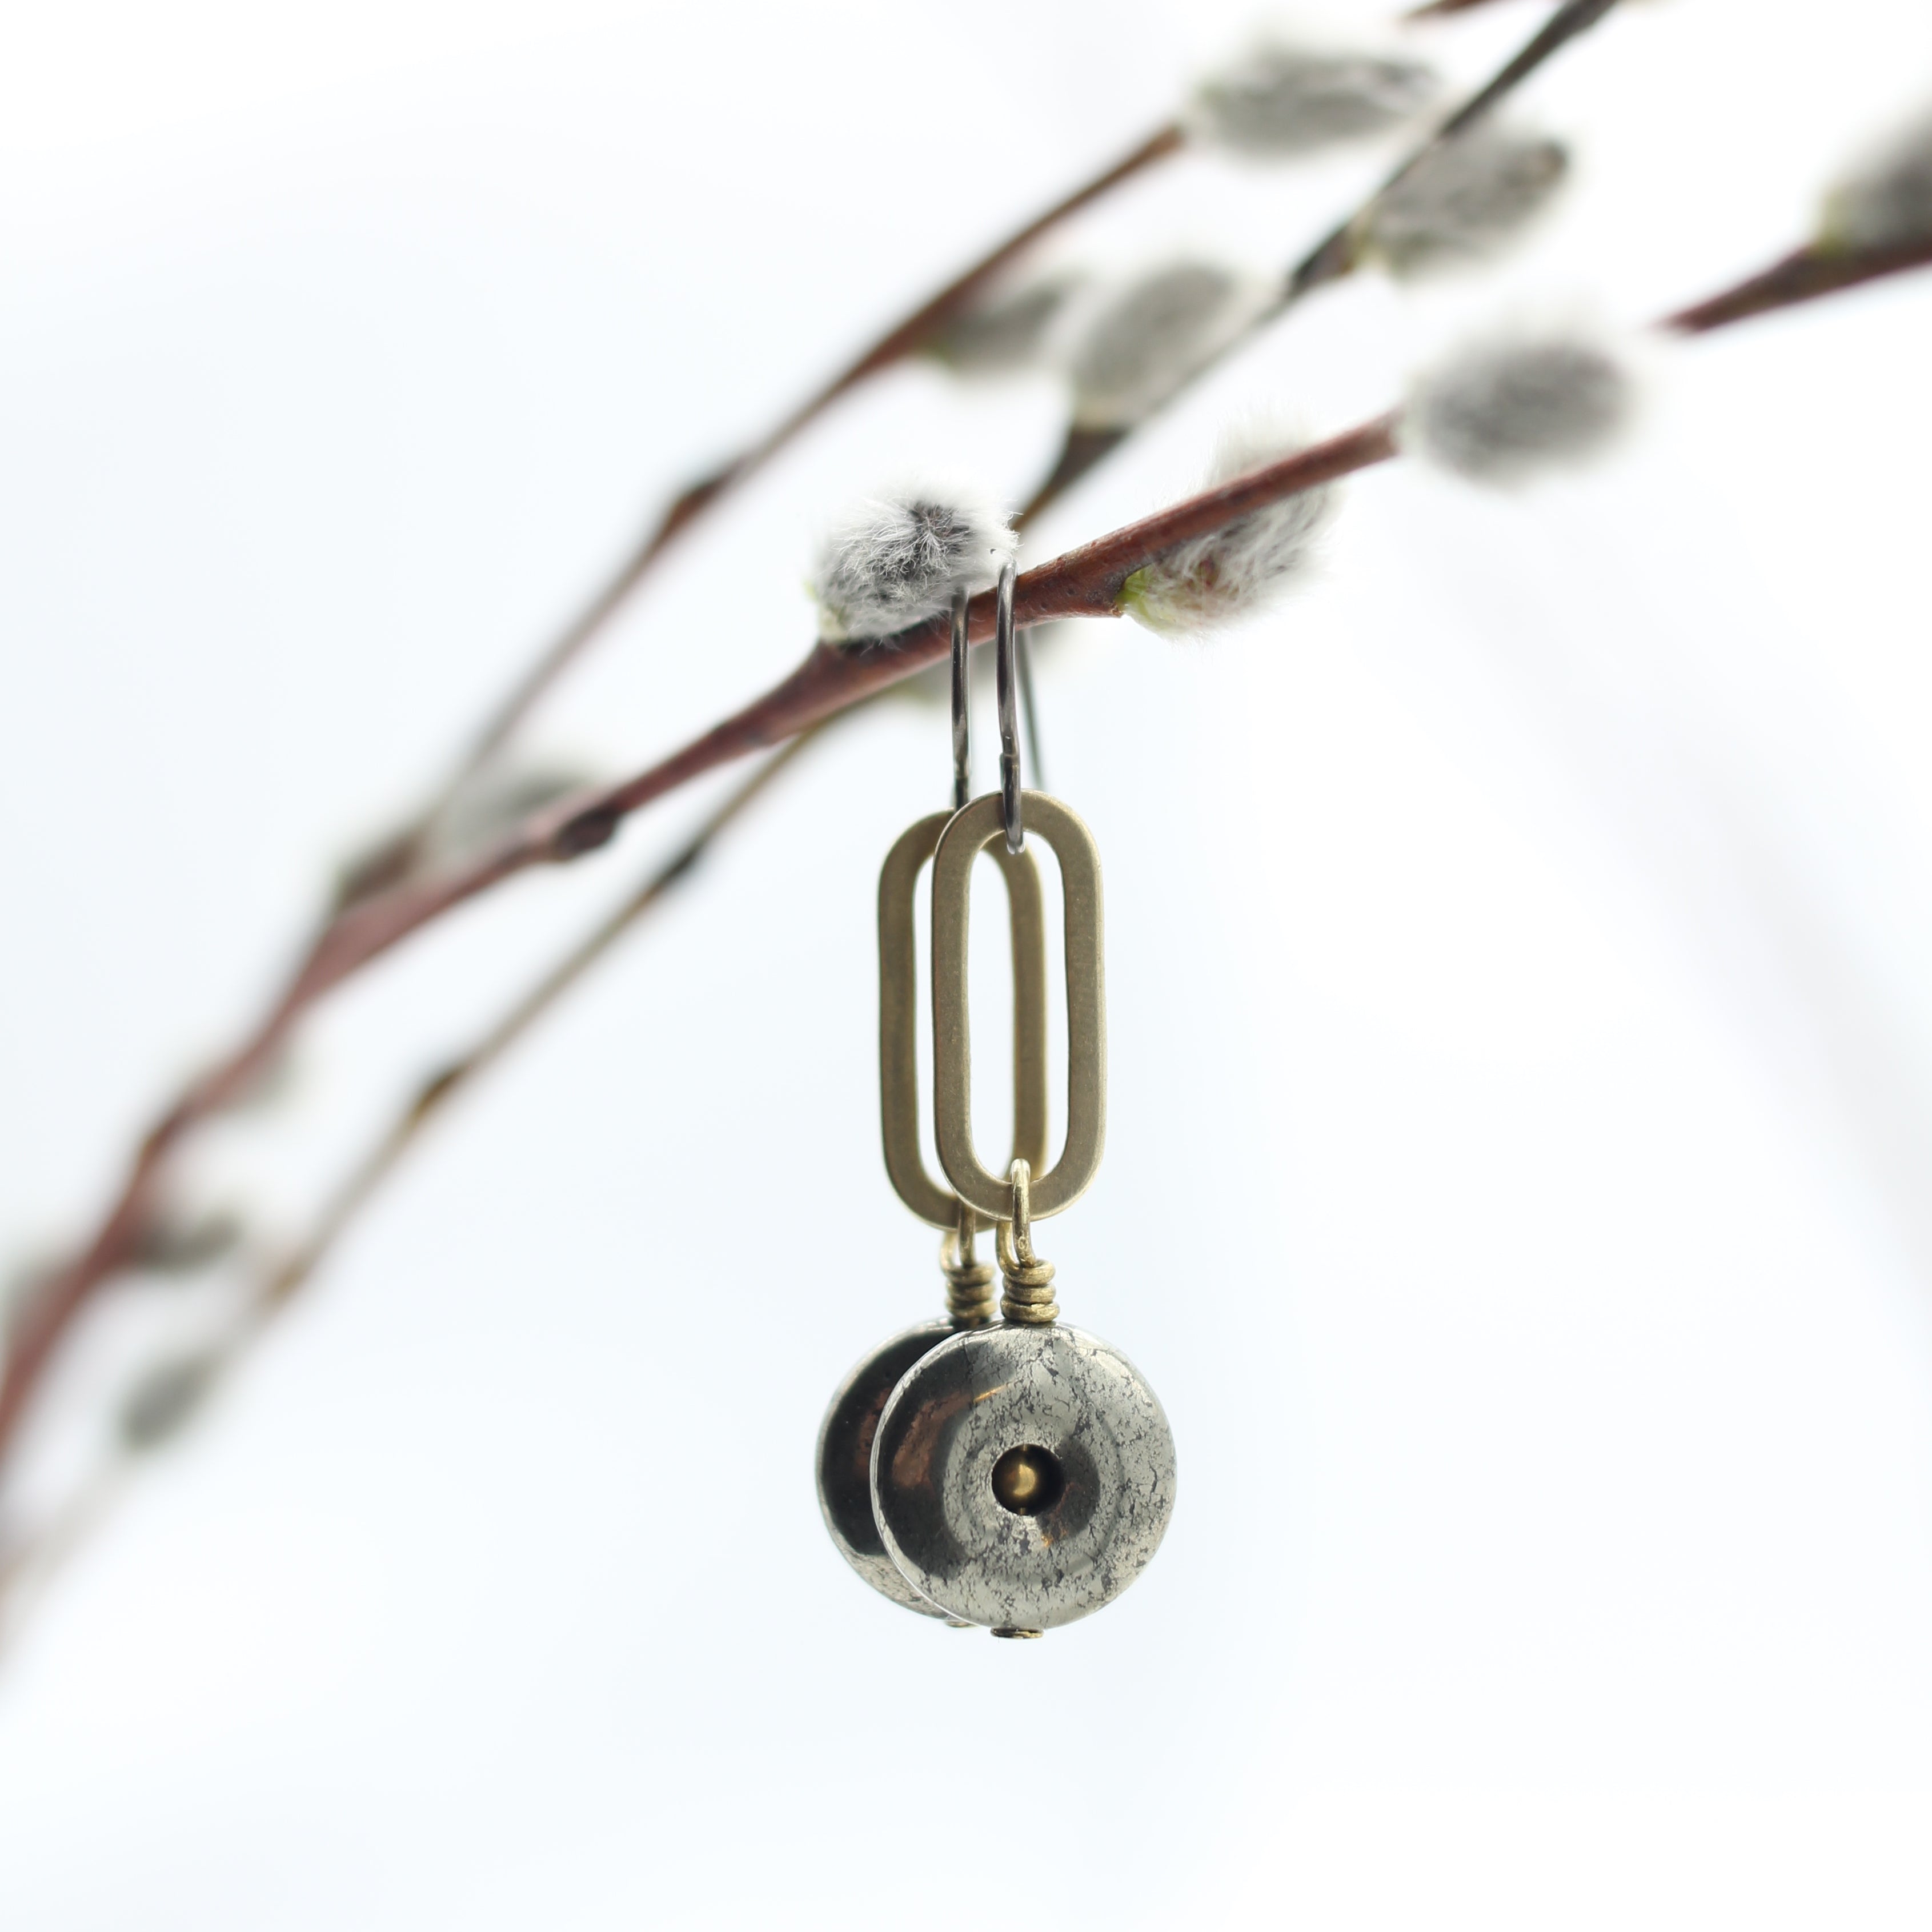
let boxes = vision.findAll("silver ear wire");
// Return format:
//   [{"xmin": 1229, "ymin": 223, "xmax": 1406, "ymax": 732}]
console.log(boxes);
[
  {"xmin": 949, "ymin": 587, "xmax": 971, "ymax": 812},
  {"xmin": 1015, "ymin": 624, "xmax": 1045, "ymax": 796},
  {"xmin": 995, "ymin": 563, "xmax": 1023, "ymax": 852}
]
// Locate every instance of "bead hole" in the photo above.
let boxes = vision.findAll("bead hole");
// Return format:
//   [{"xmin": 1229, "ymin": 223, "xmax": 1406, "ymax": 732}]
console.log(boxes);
[{"xmin": 990, "ymin": 1444, "xmax": 1065, "ymax": 1517}]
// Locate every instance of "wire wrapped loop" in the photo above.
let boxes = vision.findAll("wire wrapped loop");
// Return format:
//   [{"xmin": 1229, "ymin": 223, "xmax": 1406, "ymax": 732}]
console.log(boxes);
[
  {"xmin": 996, "ymin": 1158, "xmax": 1059, "ymax": 1325},
  {"xmin": 940, "ymin": 1196, "xmax": 997, "ymax": 1328}
]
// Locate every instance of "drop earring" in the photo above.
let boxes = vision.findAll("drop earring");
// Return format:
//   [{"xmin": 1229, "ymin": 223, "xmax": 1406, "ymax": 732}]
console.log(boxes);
[
  {"xmin": 814, "ymin": 586, "xmax": 1048, "ymax": 1620},
  {"xmin": 871, "ymin": 566, "xmax": 1175, "ymax": 1636},
  {"xmin": 818, "ymin": 567, "xmax": 1176, "ymax": 1636}
]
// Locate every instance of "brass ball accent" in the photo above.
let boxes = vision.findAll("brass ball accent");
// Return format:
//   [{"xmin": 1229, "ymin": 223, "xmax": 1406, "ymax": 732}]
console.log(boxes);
[{"xmin": 989, "ymin": 1443, "xmax": 1065, "ymax": 1517}]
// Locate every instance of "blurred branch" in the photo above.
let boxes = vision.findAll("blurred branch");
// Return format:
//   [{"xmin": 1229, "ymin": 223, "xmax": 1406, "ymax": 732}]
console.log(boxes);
[
  {"xmin": 261, "ymin": 729, "xmax": 822, "ymax": 1317},
  {"xmin": 1288, "ymin": 0, "xmax": 1618, "ymax": 298},
  {"xmin": 1662, "ymin": 236, "xmax": 1932, "ymax": 334},
  {"xmin": 0, "ymin": 734, "xmax": 820, "ymax": 1638},
  {"xmin": 1022, "ymin": 0, "xmax": 1627, "ymax": 518},
  {"xmin": 1404, "ymin": 0, "xmax": 1538, "ymax": 19},
  {"xmin": 266, "ymin": 726, "xmax": 823, "ymax": 1313},
  {"xmin": 0, "ymin": 1462, "xmax": 127, "ymax": 1656}
]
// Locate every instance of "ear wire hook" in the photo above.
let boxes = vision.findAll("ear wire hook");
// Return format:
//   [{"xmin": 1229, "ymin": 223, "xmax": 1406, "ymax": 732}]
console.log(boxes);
[
  {"xmin": 1015, "ymin": 626, "xmax": 1045, "ymax": 796},
  {"xmin": 949, "ymin": 587, "xmax": 971, "ymax": 812},
  {"xmin": 995, "ymin": 563, "xmax": 1023, "ymax": 853}
]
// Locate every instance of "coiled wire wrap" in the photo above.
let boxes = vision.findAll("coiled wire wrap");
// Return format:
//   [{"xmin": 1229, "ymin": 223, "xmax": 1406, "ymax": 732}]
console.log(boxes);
[
  {"xmin": 940, "ymin": 1195, "xmax": 997, "ymax": 1327},
  {"xmin": 996, "ymin": 1157, "xmax": 1059, "ymax": 1325}
]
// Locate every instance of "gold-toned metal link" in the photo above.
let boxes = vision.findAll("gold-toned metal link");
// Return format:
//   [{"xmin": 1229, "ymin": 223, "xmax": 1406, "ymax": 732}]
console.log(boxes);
[
  {"xmin": 939, "ymin": 1196, "xmax": 997, "ymax": 1328},
  {"xmin": 932, "ymin": 791, "xmax": 1107, "ymax": 1225},
  {"xmin": 996, "ymin": 1158, "xmax": 1058, "ymax": 1325},
  {"xmin": 879, "ymin": 811, "xmax": 1049, "ymax": 1232}
]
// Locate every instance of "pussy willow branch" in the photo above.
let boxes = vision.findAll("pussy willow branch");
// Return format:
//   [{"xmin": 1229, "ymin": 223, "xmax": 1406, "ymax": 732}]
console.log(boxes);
[
  {"xmin": 1288, "ymin": 0, "xmax": 1620, "ymax": 299},
  {"xmin": 5, "ymin": 236, "xmax": 1930, "ymax": 1481},
  {"xmin": 1022, "ymin": 0, "xmax": 1626, "ymax": 516},
  {"xmin": 412, "ymin": 0, "xmax": 1561, "ymax": 845},
  {"xmin": 398, "ymin": 122, "xmax": 1184, "ymax": 857},
  {"xmin": 0, "ymin": 734, "xmax": 821, "ymax": 1630}
]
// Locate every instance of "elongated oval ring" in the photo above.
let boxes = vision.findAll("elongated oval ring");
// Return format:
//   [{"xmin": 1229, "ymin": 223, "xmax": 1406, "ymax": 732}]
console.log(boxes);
[
  {"xmin": 931, "ymin": 791, "xmax": 1105, "ymax": 1224},
  {"xmin": 878, "ymin": 810, "xmax": 1048, "ymax": 1232}
]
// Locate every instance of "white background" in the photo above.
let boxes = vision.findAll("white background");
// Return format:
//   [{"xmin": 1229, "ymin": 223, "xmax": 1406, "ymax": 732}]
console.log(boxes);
[{"xmin": 4, "ymin": 0, "xmax": 1932, "ymax": 1924}]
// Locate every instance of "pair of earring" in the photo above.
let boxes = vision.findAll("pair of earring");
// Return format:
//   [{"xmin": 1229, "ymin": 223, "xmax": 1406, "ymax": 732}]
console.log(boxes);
[{"xmin": 815, "ymin": 567, "xmax": 1176, "ymax": 1637}]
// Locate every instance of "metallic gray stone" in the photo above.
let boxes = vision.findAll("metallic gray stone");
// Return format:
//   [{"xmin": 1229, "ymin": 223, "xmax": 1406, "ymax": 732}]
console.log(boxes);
[
  {"xmin": 815, "ymin": 1322, "xmax": 957, "ymax": 1620},
  {"xmin": 871, "ymin": 1323, "xmax": 1176, "ymax": 1632}
]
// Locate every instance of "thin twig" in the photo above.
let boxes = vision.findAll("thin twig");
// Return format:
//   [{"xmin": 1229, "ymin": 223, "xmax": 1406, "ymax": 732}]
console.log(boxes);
[
  {"xmin": 1661, "ymin": 237, "xmax": 1932, "ymax": 334},
  {"xmin": 266, "ymin": 729, "xmax": 823, "ymax": 1314},
  {"xmin": 0, "ymin": 733, "xmax": 821, "ymax": 1637},
  {"xmin": 1405, "ymin": 0, "xmax": 1537, "ymax": 19},
  {"xmin": 1288, "ymin": 0, "xmax": 1621, "ymax": 301},
  {"xmin": 9, "ymin": 236, "xmax": 1932, "ymax": 1480},
  {"xmin": 0, "ymin": 1460, "xmax": 129, "ymax": 1657},
  {"xmin": 1021, "ymin": 0, "xmax": 1627, "ymax": 519}
]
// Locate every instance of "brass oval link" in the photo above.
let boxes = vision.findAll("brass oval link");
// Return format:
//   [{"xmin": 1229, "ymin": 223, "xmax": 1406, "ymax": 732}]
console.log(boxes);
[
  {"xmin": 931, "ymin": 791, "xmax": 1106, "ymax": 1224},
  {"xmin": 878, "ymin": 810, "xmax": 1049, "ymax": 1231}
]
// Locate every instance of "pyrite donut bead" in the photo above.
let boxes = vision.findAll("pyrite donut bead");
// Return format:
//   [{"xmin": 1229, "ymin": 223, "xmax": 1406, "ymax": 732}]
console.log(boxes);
[
  {"xmin": 870, "ymin": 1324, "xmax": 1176, "ymax": 1632},
  {"xmin": 816, "ymin": 1322, "xmax": 957, "ymax": 1619}
]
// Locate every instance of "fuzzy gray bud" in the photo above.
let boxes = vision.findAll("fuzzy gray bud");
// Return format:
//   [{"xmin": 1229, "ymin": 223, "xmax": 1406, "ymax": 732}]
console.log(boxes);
[
  {"xmin": 812, "ymin": 486, "xmax": 1017, "ymax": 646},
  {"xmin": 1400, "ymin": 323, "xmax": 1636, "ymax": 485},
  {"xmin": 1121, "ymin": 418, "xmax": 1337, "ymax": 637},
  {"xmin": 119, "ymin": 1351, "xmax": 222, "ymax": 1453},
  {"xmin": 1365, "ymin": 123, "xmax": 1569, "ymax": 277},
  {"xmin": 131, "ymin": 1209, "xmax": 245, "ymax": 1277},
  {"xmin": 1822, "ymin": 103, "xmax": 1932, "ymax": 254},
  {"xmin": 427, "ymin": 764, "xmax": 596, "ymax": 871},
  {"xmin": 927, "ymin": 274, "xmax": 1083, "ymax": 376},
  {"xmin": 1069, "ymin": 262, "xmax": 1264, "ymax": 431},
  {"xmin": 334, "ymin": 763, "xmax": 598, "ymax": 907},
  {"xmin": 1189, "ymin": 42, "xmax": 1439, "ymax": 156}
]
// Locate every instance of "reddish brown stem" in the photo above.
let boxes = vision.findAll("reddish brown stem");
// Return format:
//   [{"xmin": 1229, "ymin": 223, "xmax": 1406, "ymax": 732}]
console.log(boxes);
[
  {"xmin": 1405, "ymin": 0, "xmax": 1534, "ymax": 18},
  {"xmin": 1662, "ymin": 238, "xmax": 1932, "ymax": 334}
]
